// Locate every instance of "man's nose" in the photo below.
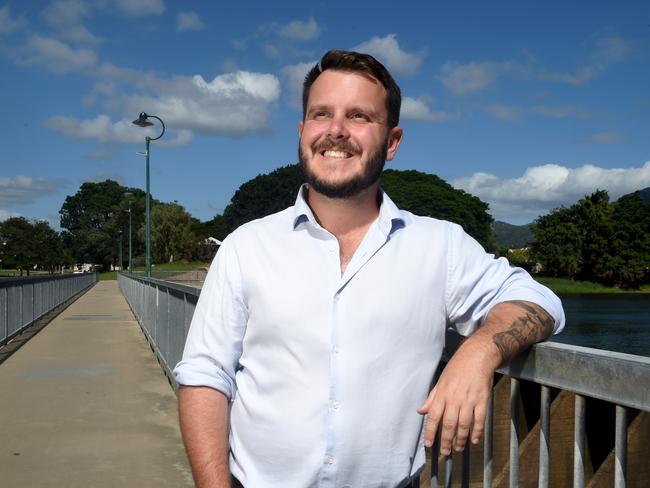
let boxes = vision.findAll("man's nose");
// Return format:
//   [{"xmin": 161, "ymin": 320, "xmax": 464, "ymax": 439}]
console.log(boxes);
[{"xmin": 327, "ymin": 113, "xmax": 350, "ymax": 139}]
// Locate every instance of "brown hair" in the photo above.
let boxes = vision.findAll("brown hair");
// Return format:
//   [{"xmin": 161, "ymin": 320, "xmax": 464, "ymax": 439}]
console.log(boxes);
[{"xmin": 302, "ymin": 50, "xmax": 401, "ymax": 128}]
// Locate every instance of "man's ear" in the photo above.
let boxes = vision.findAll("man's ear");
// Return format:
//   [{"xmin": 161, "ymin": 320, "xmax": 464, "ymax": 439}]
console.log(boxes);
[
  {"xmin": 385, "ymin": 126, "xmax": 403, "ymax": 161},
  {"xmin": 298, "ymin": 120, "xmax": 304, "ymax": 137}
]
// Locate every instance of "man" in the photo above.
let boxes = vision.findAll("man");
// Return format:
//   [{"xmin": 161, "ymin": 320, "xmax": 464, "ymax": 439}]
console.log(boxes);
[{"xmin": 173, "ymin": 50, "xmax": 564, "ymax": 488}]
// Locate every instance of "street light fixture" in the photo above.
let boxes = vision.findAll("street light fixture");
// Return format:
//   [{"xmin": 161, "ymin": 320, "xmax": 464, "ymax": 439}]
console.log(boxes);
[
  {"xmin": 124, "ymin": 192, "xmax": 133, "ymax": 274},
  {"xmin": 132, "ymin": 112, "xmax": 165, "ymax": 278}
]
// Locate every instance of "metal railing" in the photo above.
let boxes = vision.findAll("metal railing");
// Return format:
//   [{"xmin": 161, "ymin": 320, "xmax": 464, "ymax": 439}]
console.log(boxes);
[
  {"xmin": 117, "ymin": 272, "xmax": 650, "ymax": 487},
  {"xmin": 118, "ymin": 272, "xmax": 199, "ymax": 389},
  {"xmin": 1, "ymin": 273, "xmax": 98, "ymax": 347},
  {"xmin": 431, "ymin": 332, "xmax": 650, "ymax": 488}
]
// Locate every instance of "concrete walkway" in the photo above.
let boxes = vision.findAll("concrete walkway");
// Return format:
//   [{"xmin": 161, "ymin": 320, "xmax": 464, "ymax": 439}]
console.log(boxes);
[{"xmin": 0, "ymin": 281, "xmax": 193, "ymax": 487}]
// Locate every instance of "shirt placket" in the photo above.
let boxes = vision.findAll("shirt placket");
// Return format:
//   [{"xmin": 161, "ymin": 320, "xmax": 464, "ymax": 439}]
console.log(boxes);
[
  {"xmin": 318, "ymin": 222, "xmax": 392, "ymax": 487},
  {"xmin": 317, "ymin": 234, "xmax": 343, "ymax": 486}
]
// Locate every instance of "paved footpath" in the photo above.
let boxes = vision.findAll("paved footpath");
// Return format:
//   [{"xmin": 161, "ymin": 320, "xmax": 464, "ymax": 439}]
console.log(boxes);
[{"xmin": 0, "ymin": 281, "xmax": 194, "ymax": 487}]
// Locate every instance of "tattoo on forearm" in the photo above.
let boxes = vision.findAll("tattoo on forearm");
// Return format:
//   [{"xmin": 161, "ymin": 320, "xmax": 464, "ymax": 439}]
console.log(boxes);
[{"xmin": 492, "ymin": 301, "xmax": 554, "ymax": 363}]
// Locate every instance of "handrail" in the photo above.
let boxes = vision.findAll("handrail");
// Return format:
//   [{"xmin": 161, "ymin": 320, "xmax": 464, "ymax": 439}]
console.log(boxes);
[
  {"xmin": 118, "ymin": 272, "xmax": 199, "ymax": 390},
  {"xmin": 1, "ymin": 272, "xmax": 98, "ymax": 347}
]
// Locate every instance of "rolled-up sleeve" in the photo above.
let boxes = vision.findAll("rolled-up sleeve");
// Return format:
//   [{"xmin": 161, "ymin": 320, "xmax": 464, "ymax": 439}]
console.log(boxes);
[
  {"xmin": 173, "ymin": 235, "xmax": 248, "ymax": 399},
  {"xmin": 445, "ymin": 223, "xmax": 565, "ymax": 336}
]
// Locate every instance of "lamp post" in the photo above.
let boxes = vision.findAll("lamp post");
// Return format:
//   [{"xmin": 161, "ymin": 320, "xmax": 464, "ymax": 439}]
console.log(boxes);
[
  {"xmin": 124, "ymin": 192, "xmax": 133, "ymax": 274},
  {"xmin": 118, "ymin": 231, "xmax": 123, "ymax": 272},
  {"xmin": 132, "ymin": 112, "xmax": 165, "ymax": 278}
]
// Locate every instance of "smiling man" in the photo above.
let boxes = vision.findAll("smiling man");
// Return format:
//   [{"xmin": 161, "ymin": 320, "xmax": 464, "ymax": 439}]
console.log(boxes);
[{"xmin": 173, "ymin": 50, "xmax": 564, "ymax": 488}]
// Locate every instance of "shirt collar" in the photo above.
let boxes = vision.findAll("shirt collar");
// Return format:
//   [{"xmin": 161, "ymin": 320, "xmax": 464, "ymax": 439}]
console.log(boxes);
[{"xmin": 292, "ymin": 184, "xmax": 405, "ymax": 236}]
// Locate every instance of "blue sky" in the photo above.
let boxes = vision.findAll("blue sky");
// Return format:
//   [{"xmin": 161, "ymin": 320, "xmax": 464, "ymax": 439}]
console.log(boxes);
[{"xmin": 1, "ymin": 0, "xmax": 649, "ymax": 227}]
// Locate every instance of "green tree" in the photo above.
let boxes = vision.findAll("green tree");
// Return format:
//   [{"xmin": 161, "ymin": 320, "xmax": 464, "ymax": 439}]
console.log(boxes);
[
  {"xmin": 531, "ymin": 189, "xmax": 650, "ymax": 288},
  {"xmin": 0, "ymin": 217, "xmax": 35, "ymax": 275},
  {"xmin": 60, "ymin": 180, "xmax": 146, "ymax": 270},
  {"xmin": 32, "ymin": 220, "xmax": 70, "ymax": 273},
  {"xmin": 217, "ymin": 165, "xmax": 494, "ymax": 249},
  {"xmin": 193, "ymin": 214, "xmax": 228, "ymax": 242},
  {"xmin": 144, "ymin": 202, "xmax": 197, "ymax": 263},
  {"xmin": 574, "ymin": 190, "xmax": 613, "ymax": 283},
  {"xmin": 531, "ymin": 207, "xmax": 584, "ymax": 278},
  {"xmin": 380, "ymin": 169, "xmax": 494, "ymax": 250},
  {"xmin": 222, "ymin": 164, "xmax": 305, "ymax": 233},
  {"xmin": 603, "ymin": 192, "xmax": 650, "ymax": 287}
]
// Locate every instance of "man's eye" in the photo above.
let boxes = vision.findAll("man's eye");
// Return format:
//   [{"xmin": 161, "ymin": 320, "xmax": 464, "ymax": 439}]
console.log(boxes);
[
  {"xmin": 351, "ymin": 113, "xmax": 369, "ymax": 121},
  {"xmin": 313, "ymin": 111, "xmax": 329, "ymax": 119}
]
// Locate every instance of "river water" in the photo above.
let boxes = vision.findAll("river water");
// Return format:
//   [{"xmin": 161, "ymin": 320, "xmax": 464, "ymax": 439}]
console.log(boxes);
[{"xmin": 549, "ymin": 294, "xmax": 650, "ymax": 357}]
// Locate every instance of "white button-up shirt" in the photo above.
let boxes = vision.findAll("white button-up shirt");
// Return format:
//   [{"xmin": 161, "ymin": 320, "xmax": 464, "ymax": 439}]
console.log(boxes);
[{"xmin": 173, "ymin": 186, "xmax": 564, "ymax": 488}]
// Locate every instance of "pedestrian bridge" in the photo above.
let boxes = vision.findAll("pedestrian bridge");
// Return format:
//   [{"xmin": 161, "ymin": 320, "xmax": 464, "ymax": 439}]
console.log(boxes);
[{"xmin": 1, "ymin": 273, "xmax": 649, "ymax": 487}]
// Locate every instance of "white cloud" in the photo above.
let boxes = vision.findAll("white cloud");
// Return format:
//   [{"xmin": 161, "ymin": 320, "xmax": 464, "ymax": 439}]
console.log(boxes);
[
  {"xmin": 0, "ymin": 176, "xmax": 60, "ymax": 207},
  {"xmin": 0, "ymin": 209, "xmax": 22, "ymax": 222},
  {"xmin": 540, "ymin": 36, "xmax": 629, "ymax": 86},
  {"xmin": 437, "ymin": 61, "xmax": 511, "ymax": 96},
  {"xmin": 0, "ymin": 5, "xmax": 27, "ymax": 35},
  {"xmin": 532, "ymin": 105, "xmax": 592, "ymax": 119},
  {"xmin": 47, "ymin": 70, "xmax": 280, "ymax": 140},
  {"xmin": 593, "ymin": 36, "xmax": 630, "ymax": 64},
  {"xmin": 44, "ymin": 114, "xmax": 192, "ymax": 146},
  {"xmin": 353, "ymin": 34, "xmax": 423, "ymax": 76},
  {"xmin": 124, "ymin": 71, "xmax": 281, "ymax": 135},
  {"xmin": 578, "ymin": 131, "xmax": 625, "ymax": 144},
  {"xmin": 278, "ymin": 17, "xmax": 320, "ymax": 41},
  {"xmin": 452, "ymin": 161, "xmax": 650, "ymax": 222},
  {"xmin": 480, "ymin": 103, "xmax": 522, "ymax": 121},
  {"xmin": 436, "ymin": 35, "xmax": 630, "ymax": 98},
  {"xmin": 19, "ymin": 35, "xmax": 97, "ymax": 74},
  {"xmin": 281, "ymin": 61, "xmax": 315, "ymax": 109},
  {"xmin": 259, "ymin": 17, "xmax": 321, "ymax": 42},
  {"xmin": 43, "ymin": 0, "xmax": 100, "ymax": 44},
  {"xmin": 113, "ymin": 0, "xmax": 165, "ymax": 18},
  {"xmin": 177, "ymin": 11, "xmax": 205, "ymax": 32},
  {"xmin": 86, "ymin": 145, "xmax": 115, "ymax": 160},
  {"xmin": 401, "ymin": 96, "xmax": 450, "ymax": 122}
]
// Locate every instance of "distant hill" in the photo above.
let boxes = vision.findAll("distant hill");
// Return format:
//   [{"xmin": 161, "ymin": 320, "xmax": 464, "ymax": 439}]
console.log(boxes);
[
  {"xmin": 617, "ymin": 186, "xmax": 650, "ymax": 203},
  {"xmin": 493, "ymin": 221, "xmax": 534, "ymax": 249},
  {"xmin": 637, "ymin": 187, "xmax": 650, "ymax": 203}
]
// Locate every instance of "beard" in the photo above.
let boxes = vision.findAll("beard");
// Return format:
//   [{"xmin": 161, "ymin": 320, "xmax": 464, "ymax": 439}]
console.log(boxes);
[{"xmin": 298, "ymin": 137, "xmax": 387, "ymax": 199}]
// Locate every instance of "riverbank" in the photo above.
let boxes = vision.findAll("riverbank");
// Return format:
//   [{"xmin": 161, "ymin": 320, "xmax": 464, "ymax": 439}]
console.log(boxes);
[{"xmin": 535, "ymin": 277, "xmax": 650, "ymax": 295}]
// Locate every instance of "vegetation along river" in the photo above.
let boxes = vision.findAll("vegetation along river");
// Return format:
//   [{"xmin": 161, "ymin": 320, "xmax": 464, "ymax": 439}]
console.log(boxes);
[{"xmin": 549, "ymin": 294, "xmax": 650, "ymax": 357}]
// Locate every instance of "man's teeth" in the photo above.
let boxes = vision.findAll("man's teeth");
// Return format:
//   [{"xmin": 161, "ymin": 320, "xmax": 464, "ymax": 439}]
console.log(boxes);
[{"xmin": 323, "ymin": 150, "xmax": 351, "ymax": 158}]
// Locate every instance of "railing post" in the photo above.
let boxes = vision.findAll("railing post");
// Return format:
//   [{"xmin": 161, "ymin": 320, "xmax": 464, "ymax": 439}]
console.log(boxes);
[
  {"xmin": 615, "ymin": 405, "xmax": 627, "ymax": 488},
  {"xmin": 509, "ymin": 377, "xmax": 520, "ymax": 488},
  {"xmin": 573, "ymin": 394, "xmax": 586, "ymax": 488},
  {"xmin": 539, "ymin": 385, "xmax": 551, "ymax": 488},
  {"xmin": 483, "ymin": 388, "xmax": 494, "ymax": 488}
]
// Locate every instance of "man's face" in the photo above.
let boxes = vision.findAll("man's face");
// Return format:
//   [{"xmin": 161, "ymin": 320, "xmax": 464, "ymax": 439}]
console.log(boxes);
[{"xmin": 298, "ymin": 69, "xmax": 402, "ymax": 199}]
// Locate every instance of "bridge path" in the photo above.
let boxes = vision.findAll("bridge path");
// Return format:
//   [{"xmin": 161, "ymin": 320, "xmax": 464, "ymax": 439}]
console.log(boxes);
[{"xmin": 0, "ymin": 280, "xmax": 193, "ymax": 487}]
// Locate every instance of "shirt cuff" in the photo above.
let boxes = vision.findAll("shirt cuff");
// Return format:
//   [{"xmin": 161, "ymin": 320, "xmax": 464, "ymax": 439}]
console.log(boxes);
[{"xmin": 173, "ymin": 359, "xmax": 235, "ymax": 399}]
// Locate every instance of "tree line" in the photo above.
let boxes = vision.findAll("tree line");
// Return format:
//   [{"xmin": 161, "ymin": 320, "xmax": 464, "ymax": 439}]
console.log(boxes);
[
  {"xmin": 530, "ymin": 189, "xmax": 650, "ymax": 289},
  {"xmin": 2, "ymin": 164, "xmax": 648, "ymax": 289}
]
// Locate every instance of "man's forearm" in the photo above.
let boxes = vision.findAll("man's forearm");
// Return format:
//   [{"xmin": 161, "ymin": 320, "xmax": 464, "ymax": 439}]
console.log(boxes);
[
  {"xmin": 482, "ymin": 300, "xmax": 555, "ymax": 365},
  {"xmin": 419, "ymin": 300, "xmax": 556, "ymax": 453},
  {"xmin": 178, "ymin": 386, "xmax": 231, "ymax": 488}
]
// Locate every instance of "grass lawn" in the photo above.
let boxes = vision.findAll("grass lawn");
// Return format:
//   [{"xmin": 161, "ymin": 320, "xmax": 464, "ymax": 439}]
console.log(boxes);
[
  {"xmin": 100, "ymin": 261, "xmax": 210, "ymax": 280},
  {"xmin": 535, "ymin": 276, "xmax": 650, "ymax": 294}
]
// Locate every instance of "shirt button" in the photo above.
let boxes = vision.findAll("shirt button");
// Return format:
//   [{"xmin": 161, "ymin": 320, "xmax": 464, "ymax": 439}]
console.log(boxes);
[
  {"xmin": 331, "ymin": 401, "xmax": 339, "ymax": 410},
  {"xmin": 333, "ymin": 346, "xmax": 340, "ymax": 354},
  {"xmin": 326, "ymin": 457, "xmax": 334, "ymax": 465}
]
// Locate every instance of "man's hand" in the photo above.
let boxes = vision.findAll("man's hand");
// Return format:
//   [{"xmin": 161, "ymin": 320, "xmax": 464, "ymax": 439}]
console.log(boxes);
[{"xmin": 417, "ymin": 300, "xmax": 555, "ymax": 455}]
